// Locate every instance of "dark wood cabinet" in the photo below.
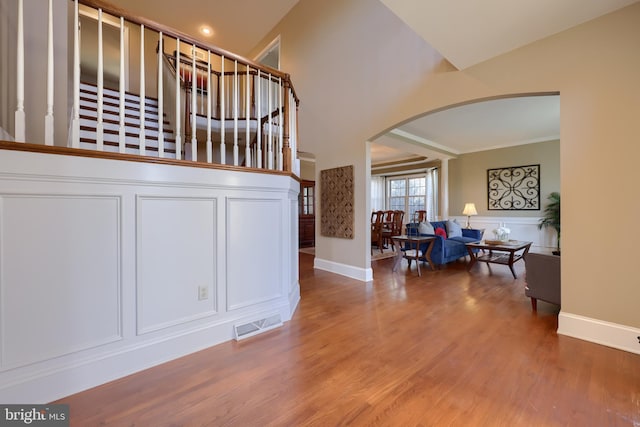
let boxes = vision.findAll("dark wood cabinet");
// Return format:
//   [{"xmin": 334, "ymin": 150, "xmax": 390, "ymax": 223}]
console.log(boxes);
[{"xmin": 299, "ymin": 180, "xmax": 315, "ymax": 248}]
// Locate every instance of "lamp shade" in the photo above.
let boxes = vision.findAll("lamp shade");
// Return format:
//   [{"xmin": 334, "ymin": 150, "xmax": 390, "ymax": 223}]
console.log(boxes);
[{"xmin": 462, "ymin": 203, "xmax": 478, "ymax": 216}]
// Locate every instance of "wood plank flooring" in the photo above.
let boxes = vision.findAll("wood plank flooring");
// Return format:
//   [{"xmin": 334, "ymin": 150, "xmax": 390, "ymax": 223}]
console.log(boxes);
[{"xmin": 57, "ymin": 254, "xmax": 640, "ymax": 426}]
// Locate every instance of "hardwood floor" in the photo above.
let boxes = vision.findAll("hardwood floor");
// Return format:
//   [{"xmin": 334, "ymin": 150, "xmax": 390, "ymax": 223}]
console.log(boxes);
[{"xmin": 57, "ymin": 254, "xmax": 640, "ymax": 426}]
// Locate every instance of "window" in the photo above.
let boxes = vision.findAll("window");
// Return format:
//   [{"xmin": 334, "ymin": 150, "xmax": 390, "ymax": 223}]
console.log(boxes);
[
  {"xmin": 299, "ymin": 181, "xmax": 314, "ymax": 216},
  {"xmin": 388, "ymin": 176, "xmax": 425, "ymax": 219},
  {"xmin": 386, "ymin": 170, "xmax": 438, "ymax": 221}
]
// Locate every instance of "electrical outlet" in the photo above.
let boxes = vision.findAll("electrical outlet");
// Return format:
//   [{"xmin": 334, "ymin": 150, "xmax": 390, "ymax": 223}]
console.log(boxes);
[
  {"xmin": 637, "ymin": 336, "xmax": 640, "ymax": 345},
  {"xmin": 198, "ymin": 286, "xmax": 208, "ymax": 301}
]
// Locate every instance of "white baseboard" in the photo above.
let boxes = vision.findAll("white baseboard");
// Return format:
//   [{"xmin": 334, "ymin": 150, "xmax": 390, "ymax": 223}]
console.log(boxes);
[
  {"xmin": 0, "ymin": 303, "xmax": 297, "ymax": 404},
  {"xmin": 558, "ymin": 312, "xmax": 640, "ymax": 355},
  {"xmin": 289, "ymin": 282, "xmax": 301, "ymax": 315},
  {"xmin": 314, "ymin": 257, "xmax": 373, "ymax": 282}
]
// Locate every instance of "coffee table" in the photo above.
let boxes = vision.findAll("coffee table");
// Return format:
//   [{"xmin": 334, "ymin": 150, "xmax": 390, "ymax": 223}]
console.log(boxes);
[
  {"xmin": 390, "ymin": 235, "xmax": 436, "ymax": 277},
  {"xmin": 465, "ymin": 240, "xmax": 532, "ymax": 279}
]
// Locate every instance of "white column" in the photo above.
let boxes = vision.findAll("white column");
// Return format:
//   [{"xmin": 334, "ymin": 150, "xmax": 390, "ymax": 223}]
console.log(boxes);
[
  {"xmin": 138, "ymin": 24, "xmax": 146, "ymax": 155},
  {"xmin": 70, "ymin": 0, "xmax": 80, "ymax": 148},
  {"xmin": 96, "ymin": 9, "xmax": 104, "ymax": 151},
  {"xmin": 44, "ymin": 0, "xmax": 54, "ymax": 145},
  {"xmin": 175, "ymin": 39, "xmax": 182, "ymax": 160},
  {"xmin": 118, "ymin": 17, "xmax": 126, "ymax": 153},
  {"xmin": 157, "ymin": 33, "xmax": 164, "ymax": 157},
  {"xmin": 440, "ymin": 158, "xmax": 449, "ymax": 220}
]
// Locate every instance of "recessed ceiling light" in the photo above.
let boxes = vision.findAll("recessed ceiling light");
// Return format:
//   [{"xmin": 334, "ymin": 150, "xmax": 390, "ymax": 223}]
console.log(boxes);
[{"xmin": 199, "ymin": 26, "xmax": 213, "ymax": 37}]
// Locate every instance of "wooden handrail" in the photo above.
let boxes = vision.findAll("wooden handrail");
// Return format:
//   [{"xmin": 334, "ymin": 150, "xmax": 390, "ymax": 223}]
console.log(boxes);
[{"xmin": 0, "ymin": 141, "xmax": 297, "ymax": 178}]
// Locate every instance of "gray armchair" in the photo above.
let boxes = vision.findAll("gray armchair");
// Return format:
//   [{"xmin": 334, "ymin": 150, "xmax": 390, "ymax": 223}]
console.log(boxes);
[{"xmin": 524, "ymin": 253, "xmax": 561, "ymax": 311}]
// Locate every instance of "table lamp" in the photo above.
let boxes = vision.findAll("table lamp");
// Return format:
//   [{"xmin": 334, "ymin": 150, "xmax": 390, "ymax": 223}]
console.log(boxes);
[{"xmin": 462, "ymin": 203, "xmax": 477, "ymax": 228}]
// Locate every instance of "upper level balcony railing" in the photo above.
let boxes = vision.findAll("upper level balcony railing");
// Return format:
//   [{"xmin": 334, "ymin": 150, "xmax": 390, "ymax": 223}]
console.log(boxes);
[{"xmin": 2, "ymin": 0, "xmax": 300, "ymax": 175}]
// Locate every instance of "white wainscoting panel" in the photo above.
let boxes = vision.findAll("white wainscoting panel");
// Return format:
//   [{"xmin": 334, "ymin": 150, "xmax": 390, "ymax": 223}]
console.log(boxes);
[
  {"xmin": 226, "ymin": 198, "xmax": 282, "ymax": 310},
  {"xmin": 452, "ymin": 215, "xmax": 555, "ymax": 252},
  {"xmin": 0, "ymin": 148, "xmax": 299, "ymax": 403},
  {"xmin": 136, "ymin": 196, "xmax": 217, "ymax": 334},
  {"xmin": 0, "ymin": 194, "xmax": 122, "ymax": 369}
]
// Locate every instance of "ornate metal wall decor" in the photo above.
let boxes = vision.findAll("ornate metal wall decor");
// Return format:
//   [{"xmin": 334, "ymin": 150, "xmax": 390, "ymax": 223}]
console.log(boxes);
[
  {"xmin": 320, "ymin": 165, "xmax": 354, "ymax": 238},
  {"xmin": 487, "ymin": 164, "xmax": 540, "ymax": 210}
]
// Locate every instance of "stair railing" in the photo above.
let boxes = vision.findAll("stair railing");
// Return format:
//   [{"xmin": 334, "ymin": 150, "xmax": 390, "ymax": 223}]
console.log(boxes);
[{"xmin": 6, "ymin": 0, "xmax": 299, "ymax": 174}]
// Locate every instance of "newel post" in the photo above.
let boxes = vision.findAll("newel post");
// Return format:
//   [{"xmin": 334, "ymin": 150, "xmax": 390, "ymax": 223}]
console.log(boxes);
[{"xmin": 282, "ymin": 75, "xmax": 292, "ymax": 172}]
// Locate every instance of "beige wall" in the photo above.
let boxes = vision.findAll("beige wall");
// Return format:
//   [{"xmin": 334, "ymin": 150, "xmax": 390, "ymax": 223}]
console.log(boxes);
[
  {"xmin": 449, "ymin": 140, "xmax": 560, "ymax": 217},
  {"xmin": 256, "ymin": 0, "xmax": 640, "ymax": 329},
  {"xmin": 299, "ymin": 159, "xmax": 315, "ymax": 181}
]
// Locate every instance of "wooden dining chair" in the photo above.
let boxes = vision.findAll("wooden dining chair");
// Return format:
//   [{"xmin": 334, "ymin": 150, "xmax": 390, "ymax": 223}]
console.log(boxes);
[
  {"xmin": 413, "ymin": 210, "xmax": 427, "ymax": 223},
  {"xmin": 371, "ymin": 210, "xmax": 385, "ymax": 254}
]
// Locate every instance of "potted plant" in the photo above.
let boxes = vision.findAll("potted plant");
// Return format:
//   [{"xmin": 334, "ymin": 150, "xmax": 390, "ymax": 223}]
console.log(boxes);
[{"xmin": 538, "ymin": 192, "xmax": 561, "ymax": 255}]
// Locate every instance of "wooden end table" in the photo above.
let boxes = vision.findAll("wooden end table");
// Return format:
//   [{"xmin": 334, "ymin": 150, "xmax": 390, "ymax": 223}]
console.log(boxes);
[
  {"xmin": 465, "ymin": 240, "xmax": 532, "ymax": 279},
  {"xmin": 390, "ymin": 235, "xmax": 436, "ymax": 277}
]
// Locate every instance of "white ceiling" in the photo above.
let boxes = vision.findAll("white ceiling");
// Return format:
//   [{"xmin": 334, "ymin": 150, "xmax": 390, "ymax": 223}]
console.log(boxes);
[
  {"xmin": 380, "ymin": 0, "xmax": 639, "ymax": 70},
  {"xmin": 372, "ymin": 94, "xmax": 560, "ymax": 163},
  {"xmin": 103, "ymin": 0, "xmax": 637, "ymax": 164},
  {"xmin": 105, "ymin": 0, "xmax": 300, "ymax": 56}
]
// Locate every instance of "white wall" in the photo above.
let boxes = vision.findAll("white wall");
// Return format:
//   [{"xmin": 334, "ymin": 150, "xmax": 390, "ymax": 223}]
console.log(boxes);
[{"xmin": 0, "ymin": 149, "xmax": 300, "ymax": 403}]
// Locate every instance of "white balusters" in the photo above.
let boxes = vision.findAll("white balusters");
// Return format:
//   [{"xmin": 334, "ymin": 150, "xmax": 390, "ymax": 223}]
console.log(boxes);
[
  {"xmin": 233, "ymin": 60, "xmax": 239, "ymax": 166},
  {"xmin": 139, "ymin": 25, "xmax": 146, "ymax": 155},
  {"xmin": 96, "ymin": 9, "xmax": 104, "ymax": 151},
  {"xmin": 157, "ymin": 33, "xmax": 164, "ymax": 157},
  {"xmin": 14, "ymin": 0, "xmax": 25, "ymax": 142},
  {"xmin": 245, "ymin": 66, "xmax": 251, "ymax": 167},
  {"xmin": 190, "ymin": 44, "xmax": 197, "ymax": 161},
  {"xmin": 206, "ymin": 51, "xmax": 212, "ymax": 163},
  {"xmin": 44, "ymin": 0, "xmax": 54, "ymax": 146},
  {"xmin": 118, "ymin": 17, "xmax": 126, "ymax": 153},
  {"xmin": 175, "ymin": 39, "xmax": 182, "ymax": 160},
  {"xmin": 278, "ymin": 77, "xmax": 283, "ymax": 171},
  {"xmin": 220, "ymin": 55, "xmax": 225, "ymax": 164},
  {"xmin": 267, "ymin": 73, "xmax": 273, "ymax": 170},
  {"xmin": 256, "ymin": 70, "xmax": 262, "ymax": 169},
  {"xmin": 9, "ymin": 1, "xmax": 298, "ymax": 172},
  {"xmin": 289, "ymin": 90, "xmax": 298, "ymax": 175},
  {"xmin": 71, "ymin": 0, "xmax": 80, "ymax": 148}
]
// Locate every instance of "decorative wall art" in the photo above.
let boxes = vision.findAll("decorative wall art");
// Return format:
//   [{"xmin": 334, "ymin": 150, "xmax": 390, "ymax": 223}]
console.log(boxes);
[
  {"xmin": 487, "ymin": 164, "xmax": 540, "ymax": 210},
  {"xmin": 320, "ymin": 165, "xmax": 354, "ymax": 239}
]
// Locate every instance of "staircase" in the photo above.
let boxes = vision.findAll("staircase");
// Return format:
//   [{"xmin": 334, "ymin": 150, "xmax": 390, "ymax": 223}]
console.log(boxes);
[{"xmin": 79, "ymin": 82, "xmax": 177, "ymax": 158}]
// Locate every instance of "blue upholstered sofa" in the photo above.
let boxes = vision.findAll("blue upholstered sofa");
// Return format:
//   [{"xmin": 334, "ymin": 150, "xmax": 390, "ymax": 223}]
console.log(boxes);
[{"xmin": 406, "ymin": 220, "xmax": 482, "ymax": 266}]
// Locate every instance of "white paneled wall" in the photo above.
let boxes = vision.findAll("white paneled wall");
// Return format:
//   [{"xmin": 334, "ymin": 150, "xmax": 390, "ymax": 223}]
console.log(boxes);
[
  {"xmin": 136, "ymin": 196, "xmax": 218, "ymax": 334},
  {"xmin": 226, "ymin": 199, "xmax": 282, "ymax": 310},
  {"xmin": 0, "ymin": 150, "xmax": 300, "ymax": 403},
  {"xmin": 1, "ymin": 195, "xmax": 122, "ymax": 369},
  {"xmin": 452, "ymin": 216, "xmax": 557, "ymax": 252}
]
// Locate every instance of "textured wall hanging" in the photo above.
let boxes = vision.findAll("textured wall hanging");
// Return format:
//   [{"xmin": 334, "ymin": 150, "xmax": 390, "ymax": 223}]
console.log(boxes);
[
  {"xmin": 487, "ymin": 164, "xmax": 540, "ymax": 210},
  {"xmin": 320, "ymin": 165, "xmax": 354, "ymax": 239}
]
